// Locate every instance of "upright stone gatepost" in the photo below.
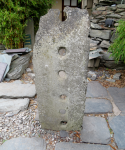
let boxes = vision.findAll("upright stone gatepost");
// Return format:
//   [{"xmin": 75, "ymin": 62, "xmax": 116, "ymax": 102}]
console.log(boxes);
[{"xmin": 33, "ymin": 7, "xmax": 90, "ymax": 130}]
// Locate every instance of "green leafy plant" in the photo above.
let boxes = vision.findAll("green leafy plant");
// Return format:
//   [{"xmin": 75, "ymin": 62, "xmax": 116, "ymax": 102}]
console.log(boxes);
[
  {"xmin": 0, "ymin": 0, "xmax": 54, "ymax": 49},
  {"xmin": 108, "ymin": 20, "xmax": 125, "ymax": 63}
]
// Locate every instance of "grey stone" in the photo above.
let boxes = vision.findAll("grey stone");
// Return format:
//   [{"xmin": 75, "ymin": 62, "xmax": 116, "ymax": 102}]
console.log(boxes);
[
  {"xmin": 12, "ymin": 80, "xmax": 22, "ymax": 84},
  {"xmin": 94, "ymin": 57, "xmax": 100, "ymax": 67},
  {"xmin": 100, "ymin": 40, "xmax": 110, "ymax": 48},
  {"xmin": 113, "ymin": 73, "xmax": 121, "ymax": 80},
  {"xmin": 88, "ymin": 59, "xmax": 94, "ymax": 67},
  {"xmin": 97, "ymin": 6, "xmax": 106, "ymax": 11},
  {"xmin": 106, "ymin": 79, "xmax": 115, "ymax": 82},
  {"xmin": 115, "ymin": 8, "xmax": 125, "ymax": 13},
  {"xmin": 89, "ymin": 48, "xmax": 103, "ymax": 59},
  {"xmin": 108, "ymin": 87, "xmax": 125, "ymax": 114},
  {"xmin": 0, "ymin": 98, "xmax": 29, "ymax": 114},
  {"xmin": 117, "ymin": 4, "xmax": 125, "ymax": 9},
  {"xmin": 110, "ymin": 6, "xmax": 117, "ymax": 11},
  {"xmin": 91, "ymin": 19, "xmax": 99, "ymax": 23},
  {"xmin": 90, "ymin": 39, "xmax": 100, "ymax": 48},
  {"xmin": 91, "ymin": 74, "xmax": 97, "ymax": 80},
  {"xmin": 88, "ymin": 71, "xmax": 95, "ymax": 78},
  {"xmin": 26, "ymin": 68, "xmax": 32, "ymax": 73},
  {"xmin": 60, "ymin": 130, "xmax": 69, "ymax": 138},
  {"xmin": 91, "ymin": 22, "xmax": 102, "ymax": 29},
  {"xmin": 86, "ymin": 81, "xmax": 109, "ymax": 98},
  {"xmin": 85, "ymin": 98, "xmax": 113, "ymax": 114},
  {"xmin": 35, "ymin": 109, "xmax": 39, "ymax": 121},
  {"xmin": 7, "ymin": 53, "xmax": 32, "ymax": 79},
  {"xmin": 81, "ymin": 116, "xmax": 111, "ymax": 144},
  {"xmin": 55, "ymin": 142, "xmax": 111, "ymax": 150},
  {"xmin": 28, "ymin": 73, "xmax": 35, "ymax": 80},
  {"xmin": 104, "ymin": 61, "xmax": 125, "ymax": 69},
  {"xmin": 92, "ymin": 10, "xmax": 102, "ymax": 17},
  {"xmin": 33, "ymin": 8, "xmax": 90, "ymax": 130},
  {"xmin": 0, "ymin": 137, "xmax": 46, "ymax": 150},
  {"xmin": 119, "ymin": 12, "xmax": 125, "ymax": 16},
  {"xmin": 110, "ymin": 31, "xmax": 118, "ymax": 43},
  {"xmin": 90, "ymin": 30, "xmax": 111, "ymax": 40},
  {"xmin": 102, "ymin": 51, "xmax": 114, "ymax": 61},
  {"xmin": 106, "ymin": 14, "xmax": 121, "ymax": 19},
  {"xmin": 0, "ymin": 83, "xmax": 36, "ymax": 98},
  {"xmin": 109, "ymin": 116, "xmax": 125, "ymax": 149}
]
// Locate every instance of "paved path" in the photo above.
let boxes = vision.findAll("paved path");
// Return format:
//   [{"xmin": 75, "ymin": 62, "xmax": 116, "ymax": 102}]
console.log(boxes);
[{"xmin": 0, "ymin": 81, "xmax": 125, "ymax": 150}]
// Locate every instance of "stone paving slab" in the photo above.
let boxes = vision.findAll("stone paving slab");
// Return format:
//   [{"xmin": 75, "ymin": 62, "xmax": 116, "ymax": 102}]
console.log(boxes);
[
  {"xmin": 55, "ymin": 142, "xmax": 111, "ymax": 150},
  {"xmin": 86, "ymin": 81, "xmax": 109, "ymax": 98},
  {"xmin": 109, "ymin": 116, "xmax": 125, "ymax": 149},
  {"xmin": 0, "ymin": 98, "xmax": 29, "ymax": 114},
  {"xmin": 0, "ymin": 83, "xmax": 36, "ymax": 98},
  {"xmin": 0, "ymin": 137, "xmax": 46, "ymax": 150},
  {"xmin": 81, "ymin": 116, "xmax": 111, "ymax": 144},
  {"xmin": 108, "ymin": 87, "xmax": 125, "ymax": 114},
  {"xmin": 85, "ymin": 98, "xmax": 113, "ymax": 114}
]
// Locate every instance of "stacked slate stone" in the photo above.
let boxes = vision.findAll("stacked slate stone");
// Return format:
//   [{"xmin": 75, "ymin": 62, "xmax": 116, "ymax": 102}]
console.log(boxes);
[{"xmin": 89, "ymin": 2, "xmax": 125, "ymax": 69}]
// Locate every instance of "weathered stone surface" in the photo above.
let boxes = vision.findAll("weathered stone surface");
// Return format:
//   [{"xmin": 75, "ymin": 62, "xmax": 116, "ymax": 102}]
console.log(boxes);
[
  {"xmin": 7, "ymin": 53, "xmax": 32, "ymax": 79},
  {"xmin": 110, "ymin": 6, "xmax": 117, "ymax": 11},
  {"xmin": 85, "ymin": 98, "xmax": 113, "ymax": 114},
  {"xmin": 90, "ymin": 30, "xmax": 111, "ymax": 40},
  {"xmin": 115, "ymin": 8, "xmax": 124, "ymax": 13},
  {"xmin": 102, "ymin": 51, "xmax": 114, "ymax": 61},
  {"xmin": 0, "ymin": 137, "xmax": 46, "ymax": 150},
  {"xmin": 119, "ymin": 12, "xmax": 125, "ymax": 16},
  {"xmin": 106, "ymin": 79, "xmax": 115, "ymax": 82},
  {"xmin": 106, "ymin": 14, "xmax": 121, "ymax": 19},
  {"xmin": 108, "ymin": 87, "xmax": 125, "ymax": 114},
  {"xmin": 104, "ymin": 61, "xmax": 125, "ymax": 69},
  {"xmin": 102, "ymin": 11, "xmax": 112, "ymax": 15},
  {"xmin": 28, "ymin": 73, "xmax": 35, "ymax": 80},
  {"xmin": 109, "ymin": 116, "xmax": 125, "ymax": 149},
  {"xmin": 81, "ymin": 116, "xmax": 111, "ymax": 144},
  {"xmin": 90, "ymin": 39, "xmax": 100, "ymax": 47},
  {"xmin": 110, "ymin": 31, "xmax": 118, "ymax": 43},
  {"xmin": 117, "ymin": 4, "xmax": 125, "ymax": 9},
  {"xmin": 55, "ymin": 142, "xmax": 111, "ymax": 150},
  {"xmin": 60, "ymin": 130, "xmax": 69, "ymax": 138},
  {"xmin": 92, "ymin": 10, "xmax": 102, "ymax": 17},
  {"xmin": 97, "ymin": 7, "xmax": 106, "ymax": 11},
  {"xmin": 0, "ymin": 98, "xmax": 29, "ymax": 114},
  {"xmin": 91, "ymin": 19, "xmax": 99, "ymax": 23},
  {"xmin": 0, "ymin": 83, "xmax": 36, "ymax": 98},
  {"xmin": 100, "ymin": 40, "xmax": 110, "ymax": 48},
  {"xmin": 26, "ymin": 68, "xmax": 32, "ymax": 73},
  {"xmin": 113, "ymin": 73, "xmax": 121, "ymax": 80},
  {"xmin": 86, "ymin": 81, "xmax": 109, "ymax": 98},
  {"xmin": 33, "ymin": 7, "xmax": 90, "ymax": 130},
  {"xmin": 91, "ymin": 22, "xmax": 102, "ymax": 29}
]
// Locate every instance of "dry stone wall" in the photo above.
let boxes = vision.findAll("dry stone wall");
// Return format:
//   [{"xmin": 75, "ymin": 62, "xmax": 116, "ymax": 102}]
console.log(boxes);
[
  {"xmin": 33, "ymin": 7, "xmax": 90, "ymax": 130},
  {"xmin": 89, "ymin": 2, "xmax": 125, "ymax": 69}
]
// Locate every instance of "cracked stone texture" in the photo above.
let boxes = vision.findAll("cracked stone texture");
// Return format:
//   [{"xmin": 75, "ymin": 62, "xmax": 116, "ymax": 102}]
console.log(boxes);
[
  {"xmin": 86, "ymin": 81, "xmax": 109, "ymax": 99},
  {"xmin": 33, "ymin": 7, "xmax": 90, "ymax": 130},
  {"xmin": 0, "ymin": 137, "xmax": 46, "ymax": 150},
  {"xmin": 108, "ymin": 87, "xmax": 125, "ymax": 114},
  {"xmin": 55, "ymin": 142, "xmax": 111, "ymax": 150},
  {"xmin": 81, "ymin": 116, "xmax": 111, "ymax": 144},
  {"xmin": 0, "ymin": 98, "xmax": 29, "ymax": 114},
  {"xmin": 109, "ymin": 116, "xmax": 125, "ymax": 149},
  {"xmin": 85, "ymin": 98, "xmax": 113, "ymax": 114},
  {"xmin": 0, "ymin": 83, "xmax": 36, "ymax": 98}
]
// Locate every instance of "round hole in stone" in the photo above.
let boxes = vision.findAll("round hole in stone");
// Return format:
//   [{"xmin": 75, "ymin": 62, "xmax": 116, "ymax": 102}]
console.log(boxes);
[
  {"xmin": 58, "ymin": 47, "xmax": 66, "ymax": 56},
  {"xmin": 60, "ymin": 121, "xmax": 67, "ymax": 125},
  {"xmin": 58, "ymin": 71, "xmax": 67, "ymax": 79},
  {"xmin": 59, "ymin": 109, "xmax": 66, "ymax": 114},
  {"xmin": 60, "ymin": 95, "xmax": 67, "ymax": 100}
]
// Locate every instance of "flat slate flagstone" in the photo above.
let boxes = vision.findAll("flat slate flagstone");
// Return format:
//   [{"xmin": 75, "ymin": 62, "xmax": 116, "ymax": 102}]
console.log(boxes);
[
  {"xmin": 0, "ymin": 83, "xmax": 36, "ymax": 98},
  {"xmin": 81, "ymin": 116, "xmax": 111, "ymax": 144},
  {"xmin": 86, "ymin": 81, "xmax": 109, "ymax": 98},
  {"xmin": 55, "ymin": 142, "xmax": 111, "ymax": 150},
  {"xmin": 85, "ymin": 98, "xmax": 113, "ymax": 114},
  {"xmin": 108, "ymin": 87, "xmax": 125, "ymax": 114},
  {"xmin": 0, "ymin": 98, "xmax": 29, "ymax": 114},
  {"xmin": 0, "ymin": 137, "xmax": 46, "ymax": 150},
  {"xmin": 109, "ymin": 116, "xmax": 125, "ymax": 149}
]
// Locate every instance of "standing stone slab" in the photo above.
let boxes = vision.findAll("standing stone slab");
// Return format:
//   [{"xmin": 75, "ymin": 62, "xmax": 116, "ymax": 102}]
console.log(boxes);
[
  {"xmin": 85, "ymin": 98, "xmax": 113, "ymax": 114},
  {"xmin": 109, "ymin": 116, "xmax": 125, "ymax": 149},
  {"xmin": 0, "ymin": 137, "xmax": 46, "ymax": 150},
  {"xmin": 55, "ymin": 142, "xmax": 111, "ymax": 150},
  {"xmin": 81, "ymin": 116, "xmax": 111, "ymax": 144},
  {"xmin": 33, "ymin": 7, "xmax": 90, "ymax": 130}
]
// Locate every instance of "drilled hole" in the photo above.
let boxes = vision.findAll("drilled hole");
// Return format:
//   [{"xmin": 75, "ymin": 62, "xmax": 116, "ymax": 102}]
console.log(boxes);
[
  {"xmin": 58, "ymin": 47, "xmax": 66, "ymax": 56},
  {"xmin": 59, "ymin": 109, "xmax": 66, "ymax": 114},
  {"xmin": 60, "ymin": 121, "xmax": 67, "ymax": 125},
  {"xmin": 60, "ymin": 95, "xmax": 67, "ymax": 100},
  {"xmin": 58, "ymin": 71, "xmax": 67, "ymax": 79}
]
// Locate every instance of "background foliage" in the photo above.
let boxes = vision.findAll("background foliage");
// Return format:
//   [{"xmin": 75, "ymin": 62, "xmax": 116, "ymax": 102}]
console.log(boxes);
[
  {"xmin": 0, "ymin": 0, "xmax": 54, "ymax": 49},
  {"xmin": 108, "ymin": 20, "xmax": 125, "ymax": 63}
]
